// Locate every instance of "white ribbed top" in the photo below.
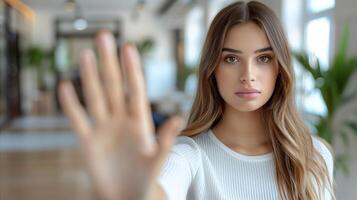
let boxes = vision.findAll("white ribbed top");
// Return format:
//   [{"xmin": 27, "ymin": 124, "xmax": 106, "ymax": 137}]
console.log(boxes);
[{"xmin": 158, "ymin": 129, "xmax": 334, "ymax": 200}]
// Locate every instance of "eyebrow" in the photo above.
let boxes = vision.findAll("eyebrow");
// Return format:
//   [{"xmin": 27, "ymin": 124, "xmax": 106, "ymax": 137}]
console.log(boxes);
[{"xmin": 222, "ymin": 47, "xmax": 273, "ymax": 54}]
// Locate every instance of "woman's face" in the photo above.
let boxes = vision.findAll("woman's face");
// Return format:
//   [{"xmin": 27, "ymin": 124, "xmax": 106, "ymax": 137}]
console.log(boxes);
[{"xmin": 214, "ymin": 22, "xmax": 279, "ymax": 112}]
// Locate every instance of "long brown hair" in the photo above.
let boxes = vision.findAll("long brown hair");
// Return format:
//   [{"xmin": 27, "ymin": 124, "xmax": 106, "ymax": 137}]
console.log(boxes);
[{"xmin": 181, "ymin": 1, "xmax": 335, "ymax": 199}]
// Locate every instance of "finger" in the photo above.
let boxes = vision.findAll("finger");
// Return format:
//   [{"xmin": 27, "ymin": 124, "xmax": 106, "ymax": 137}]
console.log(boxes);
[
  {"xmin": 79, "ymin": 49, "xmax": 108, "ymax": 125},
  {"xmin": 122, "ymin": 43, "xmax": 150, "ymax": 118},
  {"xmin": 122, "ymin": 43, "xmax": 156, "ymax": 155},
  {"xmin": 58, "ymin": 81, "xmax": 90, "ymax": 138},
  {"xmin": 153, "ymin": 116, "xmax": 183, "ymax": 170},
  {"xmin": 96, "ymin": 31, "xmax": 125, "ymax": 116}
]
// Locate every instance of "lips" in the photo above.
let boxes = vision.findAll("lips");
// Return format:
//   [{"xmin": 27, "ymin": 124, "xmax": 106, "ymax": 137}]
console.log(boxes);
[
  {"xmin": 234, "ymin": 88, "xmax": 261, "ymax": 100},
  {"xmin": 235, "ymin": 88, "xmax": 261, "ymax": 94}
]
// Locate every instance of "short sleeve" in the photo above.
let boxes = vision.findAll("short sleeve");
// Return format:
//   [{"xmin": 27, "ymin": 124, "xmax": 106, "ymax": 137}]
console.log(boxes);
[{"xmin": 157, "ymin": 136, "xmax": 201, "ymax": 200}]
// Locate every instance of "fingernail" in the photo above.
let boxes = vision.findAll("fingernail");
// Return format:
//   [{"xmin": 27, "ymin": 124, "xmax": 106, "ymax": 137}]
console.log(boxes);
[
  {"xmin": 125, "ymin": 43, "xmax": 137, "ymax": 59},
  {"xmin": 98, "ymin": 31, "xmax": 115, "ymax": 50}
]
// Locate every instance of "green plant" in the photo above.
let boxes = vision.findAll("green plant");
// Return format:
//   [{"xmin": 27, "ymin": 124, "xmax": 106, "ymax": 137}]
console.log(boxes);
[
  {"xmin": 24, "ymin": 46, "xmax": 55, "ymax": 91},
  {"xmin": 136, "ymin": 38, "xmax": 155, "ymax": 57},
  {"xmin": 294, "ymin": 26, "xmax": 357, "ymax": 175},
  {"xmin": 177, "ymin": 65, "xmax": 197, "ymax": 91},
  {"xmin": 26, "ymin": 47, "xmax": 45, "ymax": 66}
]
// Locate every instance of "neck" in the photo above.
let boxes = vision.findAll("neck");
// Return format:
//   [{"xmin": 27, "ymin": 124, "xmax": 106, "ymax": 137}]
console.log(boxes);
[{"xmin": 212, "ymin": 104, "xmax": 272, "ymax": 155}]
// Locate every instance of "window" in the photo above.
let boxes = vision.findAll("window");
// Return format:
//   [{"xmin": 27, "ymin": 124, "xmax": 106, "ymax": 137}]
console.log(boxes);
[
  {"xmin": 305, "ymin": 17, "xmax": 331, "ymax": 69},
  {"xmin": 303, "ymin": 0, "xmax": 334, "ymax": 116},
  {"xmin": 308, "ymin": 0, "xmax": 335, "ymax": 13},
  {"xmin": 184, "ymin": 6, "xmax": 204, "ymax": 68},
  {"xmin": 282, "ymin": 0, "xmax": 335, "ymax": 117}
]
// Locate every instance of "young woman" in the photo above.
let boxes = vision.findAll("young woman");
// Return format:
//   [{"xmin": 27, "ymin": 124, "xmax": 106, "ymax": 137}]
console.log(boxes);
[{"xmin": 58, "ymin": 1, "xmax": 335, "ymax": 200}]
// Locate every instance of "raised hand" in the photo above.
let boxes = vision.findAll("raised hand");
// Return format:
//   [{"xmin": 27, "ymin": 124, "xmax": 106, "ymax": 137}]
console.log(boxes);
[{"xmin": 58, "ymin": 31, "xmax": 181, "ymax": 200}]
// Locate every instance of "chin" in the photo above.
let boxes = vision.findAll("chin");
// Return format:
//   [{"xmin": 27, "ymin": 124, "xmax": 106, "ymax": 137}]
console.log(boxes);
[
  {"xmin": 235, "ymin": 106, "xmax": 261, "ymax": 112},
  {"xmin": 230, "ymin": 103, "xmax": 264, "ymax": 112}
]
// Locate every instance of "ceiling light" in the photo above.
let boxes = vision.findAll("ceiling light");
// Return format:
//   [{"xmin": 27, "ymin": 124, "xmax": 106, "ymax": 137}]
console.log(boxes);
[{"xmin": 73, "ymin": 18, "xmax": 87, "ymax": 31}]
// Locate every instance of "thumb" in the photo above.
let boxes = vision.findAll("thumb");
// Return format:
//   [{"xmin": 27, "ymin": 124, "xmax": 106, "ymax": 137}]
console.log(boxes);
[{"xmin": 153, "ymin": 116, "xmax": 183, "ymax": 171}]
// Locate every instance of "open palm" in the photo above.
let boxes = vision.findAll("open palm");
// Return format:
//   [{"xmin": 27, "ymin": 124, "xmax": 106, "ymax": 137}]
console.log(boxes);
[{"xmin": 58, "ymin": 31, "xmax": 181, "ymax": 200}]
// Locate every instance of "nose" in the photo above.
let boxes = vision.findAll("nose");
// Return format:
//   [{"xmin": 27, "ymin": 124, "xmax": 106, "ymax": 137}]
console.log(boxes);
[
  {"xmin": 239, "ymin": 62, "xmax": 256, "ymax": 85},
  {"xmin": 240, "ymin": 75, "xmax": 256, "ymax": 83}
]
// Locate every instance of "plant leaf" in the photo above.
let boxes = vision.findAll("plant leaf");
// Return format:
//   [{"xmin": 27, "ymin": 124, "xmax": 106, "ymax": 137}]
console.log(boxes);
[
  {"xmin": 332, "ymin": 25, "xmax": 349, "ymax": 70},
  {"xmin": 334, "ymin": 154, "xmax": 350, "ymax": 176},
  {"xmin": 293, "ymin": 52, "xmax": 320, "ymax": 79}
]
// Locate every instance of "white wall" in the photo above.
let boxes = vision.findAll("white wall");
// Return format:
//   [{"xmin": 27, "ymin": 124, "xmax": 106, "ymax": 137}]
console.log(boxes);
[
  {"xmin": 333, "ymin": 0, "xmax": 357, "ymax": 199},
  {"xmin": 334, "ymin": 0, "xmax": 357, "ymax": 57}
]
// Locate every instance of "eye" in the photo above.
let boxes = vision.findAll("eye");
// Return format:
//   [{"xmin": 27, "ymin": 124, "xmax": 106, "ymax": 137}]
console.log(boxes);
[
  {"xmin": 258, "ymin": 55, "xmax": 272, "ymax": 63},
  {"xmin": 224, "ymin": 55, "xmax": 239, "ymax": 64}
]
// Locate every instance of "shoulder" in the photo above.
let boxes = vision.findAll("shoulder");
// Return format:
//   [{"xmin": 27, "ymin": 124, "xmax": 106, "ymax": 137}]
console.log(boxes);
[
  {"xmin": 171, "ymin": 135, "xmax": 202, "ymax": 159},
  {"xmin": 172, "ymin": 135, "xmax": 201, "ymax": 154},
  {"xmin": 312, "ymin": 136, "xmax": 334, "ymax": 162},
  {"xmin": 158, "ymin": 136, "xmax": 203, "ymax": 200},
  {"xmin": 311, "ymin": 136, "xmax": 334, "ymax": 178},
  {"xmin": 168, "ymin": 135, "xmax": 203, "ymax": 173}
]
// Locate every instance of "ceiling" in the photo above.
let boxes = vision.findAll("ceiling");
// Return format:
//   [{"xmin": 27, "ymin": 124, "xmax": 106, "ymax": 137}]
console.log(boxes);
[
  {"xmin": 22, "ymin": 0, "xmax": 165, "ymax": 11},
  {"xmin": 19, "ymin": 0, "xmax": 193, "ymax": 29}
]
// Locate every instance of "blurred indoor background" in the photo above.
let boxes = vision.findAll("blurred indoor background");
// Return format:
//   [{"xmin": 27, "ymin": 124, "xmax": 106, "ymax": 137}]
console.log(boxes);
[{"xmin": 0, "ymin": 0, "xmax": 357, "ymax": 199}]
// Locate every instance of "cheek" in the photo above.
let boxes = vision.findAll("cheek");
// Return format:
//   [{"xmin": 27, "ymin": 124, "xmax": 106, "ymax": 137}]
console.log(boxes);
[
  {"xmin": 214, "ymin": 67, "xmax": 236, "ymax": 91},
  {"xmin": 259, "ymin": 69, "xmax": 278, "ymax": 92}
]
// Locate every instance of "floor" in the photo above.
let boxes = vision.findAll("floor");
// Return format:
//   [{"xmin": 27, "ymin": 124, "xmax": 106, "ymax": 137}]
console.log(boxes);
[{"xmin": 0, "ymin": 116, "xmax": 98, "ymax": 200}]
